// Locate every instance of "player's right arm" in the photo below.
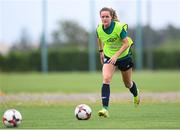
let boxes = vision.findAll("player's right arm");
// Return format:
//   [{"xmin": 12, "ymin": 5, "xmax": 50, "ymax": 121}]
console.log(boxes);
[{"xmin": 97, "ymin": 38, "xmax": 104, "ymax": 65}]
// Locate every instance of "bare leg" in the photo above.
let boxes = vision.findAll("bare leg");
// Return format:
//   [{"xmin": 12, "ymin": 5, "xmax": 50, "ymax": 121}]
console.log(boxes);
[
  {"xmin": 121, "ymin": 68, "xmax": 140, "ymax": 106},
  {"xmin": 102, "ymin": 64, "xmax": 116, "ymax": 84},
  {"xmin": 121, "ymin": 68, "xmax": 133, "ymax": 88}
]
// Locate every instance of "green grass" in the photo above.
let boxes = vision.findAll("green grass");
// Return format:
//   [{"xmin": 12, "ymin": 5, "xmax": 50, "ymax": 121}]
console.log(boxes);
[
  {"xmin": 1, "ymin": 71, "xmax": 180, "ymax": 93},
  {"xmin": 1, "ymin": 71, "xmax": 180, "ymax": 129},
  {"xmin": 1, "ymin": 102, "xmax": 180, "ymax": 129}
]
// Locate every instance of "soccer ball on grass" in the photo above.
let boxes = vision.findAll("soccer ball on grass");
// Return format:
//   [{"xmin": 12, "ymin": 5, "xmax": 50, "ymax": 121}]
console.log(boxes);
[
  {"xmin": 2, "ymin": 109, "xmax": 22, "ymax": 127},
  {"xmin": 74, "ymin": 104, "xmax": 92, "ymax": 120}
]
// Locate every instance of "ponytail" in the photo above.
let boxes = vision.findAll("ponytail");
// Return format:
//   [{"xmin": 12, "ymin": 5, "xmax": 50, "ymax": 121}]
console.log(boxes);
[{"xmin": 110, "ymin": 8, "xmax": 119, "ymax": 21}]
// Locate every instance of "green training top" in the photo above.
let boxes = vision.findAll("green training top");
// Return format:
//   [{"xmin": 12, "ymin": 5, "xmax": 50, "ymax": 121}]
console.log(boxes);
[{"xmin": 96, "ymin": 21, "xmax": 133, "ymax": 59}]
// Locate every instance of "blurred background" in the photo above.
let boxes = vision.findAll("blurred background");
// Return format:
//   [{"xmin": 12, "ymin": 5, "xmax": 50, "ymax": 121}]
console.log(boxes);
[
  {"xmin": 1, "ymin": 1, "xmax": 180, "ymax": 128},
  {"xmin": 0, "ymin": 0, "xmax": 180, "ymax": 72}
]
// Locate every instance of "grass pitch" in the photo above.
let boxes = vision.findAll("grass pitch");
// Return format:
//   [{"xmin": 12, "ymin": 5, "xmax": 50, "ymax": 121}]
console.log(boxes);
[
  {"xmin": 0, "ymin": 71, "xmax": 180, "ymax": 129},
  {"xmin": 1, "ymin": 102, "xmax": 180, "ymax": 129},
  {"xmin": 1, "ymin": 71, "xmax": 180, "ymax": 93}
]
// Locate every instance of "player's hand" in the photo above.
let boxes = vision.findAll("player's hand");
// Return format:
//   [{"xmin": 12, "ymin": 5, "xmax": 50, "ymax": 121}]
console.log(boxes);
[{"xmin": 108, "ymin": 55, "xmax": 118, "ymax": 65}]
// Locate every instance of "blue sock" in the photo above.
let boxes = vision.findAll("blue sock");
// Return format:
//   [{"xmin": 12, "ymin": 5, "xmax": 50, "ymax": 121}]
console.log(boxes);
[{"xmin": 101, "ymin": 84, "xmax": 110, "ymax": 109}]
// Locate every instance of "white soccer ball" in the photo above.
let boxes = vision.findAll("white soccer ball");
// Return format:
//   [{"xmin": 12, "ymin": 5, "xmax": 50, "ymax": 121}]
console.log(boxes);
[
  {"xmin": 74, "ymin": 104, "xmax": 92, "ymax": 120},
  {"xmin": 2, "ymin": 109, "xmax": 22, "ymax": 127}
]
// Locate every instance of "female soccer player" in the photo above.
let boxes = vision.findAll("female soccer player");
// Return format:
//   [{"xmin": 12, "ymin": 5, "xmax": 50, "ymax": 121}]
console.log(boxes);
[{"xmin": 96, "ymin": 7, "xmax": 140, "ymax": 118}]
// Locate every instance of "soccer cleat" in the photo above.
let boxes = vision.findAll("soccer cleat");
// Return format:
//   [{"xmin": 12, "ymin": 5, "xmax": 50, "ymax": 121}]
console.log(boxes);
[
  {"xmin": 133, "ymin": 89, "xmax": 140, "ymax": 107},
  {"xmin": 98, "ymin": 108, "xmax": 109, "ymax": 118}
]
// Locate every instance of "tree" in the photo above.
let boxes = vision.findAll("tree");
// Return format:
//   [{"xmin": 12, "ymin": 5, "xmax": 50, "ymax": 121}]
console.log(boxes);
[
  {"xmin": 51, "ymin": 20, "xmax": 88, "ymax": 49},
  {"xmin": 10, "ymin": 28, "xmax": 33, "ymax": 51}
]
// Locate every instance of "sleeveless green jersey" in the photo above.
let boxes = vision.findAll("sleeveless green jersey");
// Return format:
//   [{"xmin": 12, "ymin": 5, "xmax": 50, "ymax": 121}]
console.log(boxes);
[{"xmin": 96, "ymin": 21, "xmax": 133, "ymax": 59}]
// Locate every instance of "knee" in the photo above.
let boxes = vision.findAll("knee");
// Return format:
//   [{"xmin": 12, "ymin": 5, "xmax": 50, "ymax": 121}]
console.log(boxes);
[{"xmin": 103, "ymin": 75, "xmax": 111, "ymax": 84}]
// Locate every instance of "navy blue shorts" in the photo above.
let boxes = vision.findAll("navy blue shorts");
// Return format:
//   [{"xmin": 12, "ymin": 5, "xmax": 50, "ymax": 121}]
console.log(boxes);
[{"xmin": 103, "ymin": 55, "xmax": 134, "ymax": 71}]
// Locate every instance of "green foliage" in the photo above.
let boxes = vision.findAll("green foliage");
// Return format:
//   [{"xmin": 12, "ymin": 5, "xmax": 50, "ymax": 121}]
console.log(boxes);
[
  {"xmin": 0, "ymin": 50, "xmax": 41, "ymax": 72},
  {"xmin": 51, "ymin": 20, "xmax": 88, "ymax": 48},
  {"xmin": 153, "ymin": 49, "xmax": 180, "ymax": 69},
  {"xmin": 156, "ymin": 39, "xmax": 180, "ymax": 52},
  {"xmin": 0, "ymin": 49, "xmax": 102, "ymax": 72},
  {"xmin": 48, "ymin": 49, "xmax": 89, "ymax": 71},
  {"xmin": 0, "ymin": 38, "xmax": 180, "ymax": 71},
  {"xmin": 1, "ymin": 23, "xmax": 180, "ymax": 71},
  {"xmin": 128, "ymin": 25, "xmax": 180, "ymax": 49},
  {"xmin": 153, "ymin": 39, "xmax": 180, "ymax": 69}
]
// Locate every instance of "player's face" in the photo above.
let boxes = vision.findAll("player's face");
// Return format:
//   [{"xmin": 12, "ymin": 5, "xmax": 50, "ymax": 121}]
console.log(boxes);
[{"xmin": 100, "ymin": 11, "xmax": 112, "ymax": 28}]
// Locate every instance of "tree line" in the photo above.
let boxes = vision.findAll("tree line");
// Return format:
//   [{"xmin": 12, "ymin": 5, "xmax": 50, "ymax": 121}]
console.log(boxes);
[{"xmin": 0, "ymin": 20, "xmax": 180, "ymax": 71}]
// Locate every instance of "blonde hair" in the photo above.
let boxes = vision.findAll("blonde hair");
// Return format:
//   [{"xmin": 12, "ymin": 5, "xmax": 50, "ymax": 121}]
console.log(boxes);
[{"xmin": 100, "ymin": 7, "xmax": 119, "ymax": 21}]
